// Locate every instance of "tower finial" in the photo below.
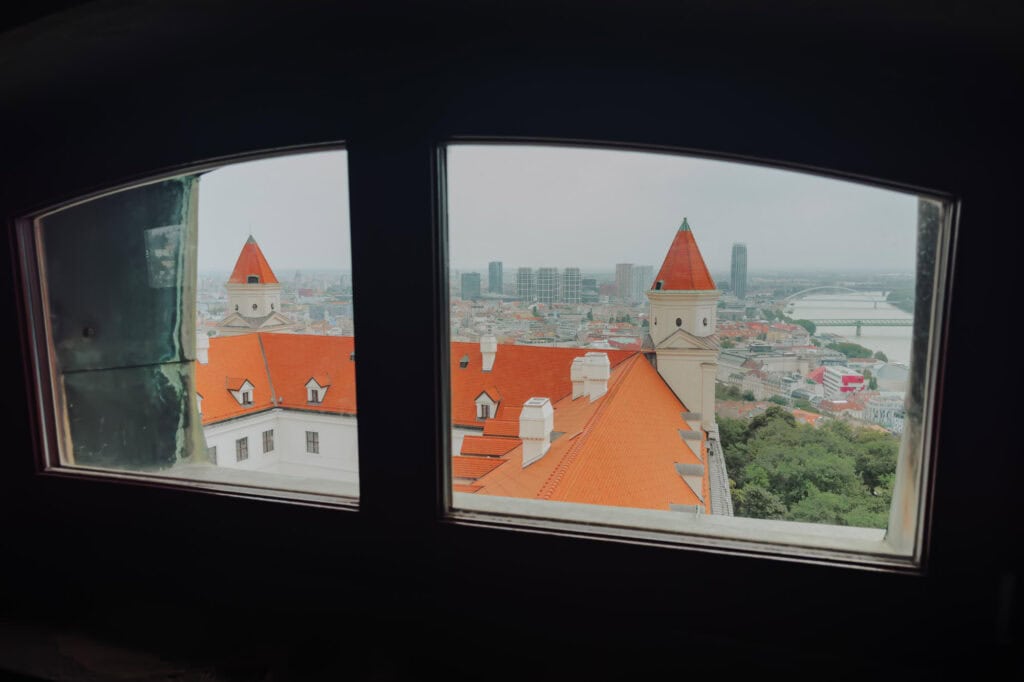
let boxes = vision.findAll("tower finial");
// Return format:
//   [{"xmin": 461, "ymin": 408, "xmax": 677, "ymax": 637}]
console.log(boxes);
[{"xmin": 679, "ymin": 217, "xmax": 690, "ymax": 232}]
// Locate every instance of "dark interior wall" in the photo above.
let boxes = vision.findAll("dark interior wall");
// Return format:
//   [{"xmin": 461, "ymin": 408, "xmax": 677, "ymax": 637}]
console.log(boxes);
[{"xmin": 0, "ymin": 1, "xmax": 1021, "ymax": 679}]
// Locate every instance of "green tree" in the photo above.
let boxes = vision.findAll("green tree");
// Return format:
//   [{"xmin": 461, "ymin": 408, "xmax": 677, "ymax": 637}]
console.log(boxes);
[
  {"xmin": 768, "ymin": 395, "xmax": 788, "ymax": 406},
  {"xmin": 531, "ymin": 305, "xmax": 538, "ymax": 318},
  {"xmin": 586, "ymin": 309, "xmax": 593, "ymax": 321},
  {"xmin": 873, "ymin": 350, "xmax": 888, "ymax": 362},
  {"xmin": 827, "ymin": 341, "xmax": 874, "ymax": 358},
  {"xmin": 641, "ymin": 318, "xmax": 649, "ymax": 328},
  {"xmin": 720, "ymin": 338, "xmax": 735, "ymax": 349},
  {"xmin": 733, "ymin": 484, "xmax": 787, "ymax": 520},
  {"xmin": 792, "ymin": 398, "xmax": 820, "ymax": 414},
  {"xmin": 793, "ymin": 319, "xmax": 816, "ymax": 335},
  {"xmin": 742, "ymin": 390, "xmax": 757, "ymax": 401},
  {"xmin": 868, "ymin": 376, "xmax": 878, "ymax": 390}
]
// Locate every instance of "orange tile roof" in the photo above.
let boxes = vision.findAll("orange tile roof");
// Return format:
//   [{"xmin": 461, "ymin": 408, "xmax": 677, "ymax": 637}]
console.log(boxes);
[
  {"xmin": 460, "ymin": 435, "xmax": 521, "ymax": 457},
  {"xmin": 452, "ymin": 456, "xmax": 507, "ymax": 480},
  {"xmin": 651, "ymin": 218, "xmax": 715, "ymax": 291},
  {"xmin": 449, "ymin": 342, "xmax": 634, "ymax": 427},
  {"xmin": 195, "ymin": 334, "xmax": 273, "ymax": 422},
  {"xmin": 471, "ymin": 354, "xmax": 708, "ymax": 512},
  {"xmin": 228, "ymin": 236, "xmax": 280, "ymax": 284},
  {"xmin": 196, "ymin": 333, "xmax": 356, "ymax": 424},
  {"xmin": 454, "ymin": 484, "xmax": 484, "ymax": 493},
  {"xmin": 482, "ymin": 419, "xmax": 520, "ymax": 437}
]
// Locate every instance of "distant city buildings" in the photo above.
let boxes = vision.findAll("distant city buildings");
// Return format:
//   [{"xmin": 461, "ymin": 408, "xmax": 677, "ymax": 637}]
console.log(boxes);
[
  {"xmin": 536, "ymin": 267, "xmax": 559, "ymax": 304},
  {"xmin": 488, "ymin": 261, "xmax": 503, "ymax": 294},
  {"xmin": 516, "ymin": 267, "xmax": 535, "ymax": 302},
  {"xmin": 561, "ymin": 267, "xmax": 581, "ymax": 304},
  {"xmin": 630, "ymin": 265, "xmax": 654, "ymax": 304},
  {"xmin": 461, "ymin": 272, "xmax": 482, "ymax": 300},
  {"xmin": 823, "ymin": 366, "xmax": 866, "ymax": 399},
  {"xmin": 615, "ymin": 263, "xmax": 633, "ymax": 303},
  {"xmin": 731, "ymin": 242, "xmax": 748, "ymax": 300}
]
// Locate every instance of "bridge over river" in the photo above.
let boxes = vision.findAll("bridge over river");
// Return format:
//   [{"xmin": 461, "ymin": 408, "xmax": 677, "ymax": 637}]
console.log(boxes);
[{"xmin": 806, "ymin": 318, "xmax": 913, "ymax": 336}]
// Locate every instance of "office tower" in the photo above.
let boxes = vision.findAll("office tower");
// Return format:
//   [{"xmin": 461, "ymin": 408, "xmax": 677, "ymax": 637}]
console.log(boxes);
[
  {"xmin": 537, "ymin": 267, "xmax": 560, "ymax": 305},
  {"xmin": 488, "ymin": 261, "xmax": 503, "ymax": 294},
  {"xmin": 561, "ymin": 267, "xmax": 581, "ymax": 304},
  {"xmin": 615, "ymin": 263, "xmax": 633, "ymax": 302},
  {"xmin": 516, "ymin": 267, "xmax": 536, "ymax": 301},
  {"xmin": 731, "ymin": 242, "xmax": 748, "ymax": 300},
  {"xmin": 581, "ymin": 277, "xmax": 599, "ymax": 303},
  {"xmin": 630, "ymin": 265, "xmax": 654, "ymax": 305},
  {"xmin": 461, "ymin": 272, "xmax": 481, "ymax": 300}
]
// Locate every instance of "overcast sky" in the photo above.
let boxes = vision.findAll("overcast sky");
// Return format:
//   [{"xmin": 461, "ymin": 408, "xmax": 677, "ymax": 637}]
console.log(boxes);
[{"xmin": 197, "ymin": 145, "xmax": 918, "ymax": 275}]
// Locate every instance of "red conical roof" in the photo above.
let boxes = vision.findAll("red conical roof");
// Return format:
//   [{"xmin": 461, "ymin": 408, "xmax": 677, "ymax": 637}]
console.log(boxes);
[
  {"xmin": 228, "ymin": 235, "xmax": 279, "ymax": 284},
  {"xmin": 651, "ymin": 218, "xmax": 715, "ymax": 291}
]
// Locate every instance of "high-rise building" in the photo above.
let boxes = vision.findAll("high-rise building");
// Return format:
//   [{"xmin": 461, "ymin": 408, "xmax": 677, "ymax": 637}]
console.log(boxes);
[
  {"xmin": 537, "ymin": 267, "xmax": 560, "ymax": 304},
  {"xmin": 488, "ymin": 261, "xmax": 503, "ymax": 294},
  {"xmin": 516, "ymin": 267, "xmax": 536, "ymax": 301},
  {"xmin": 615, "ymin": 263, "xmax": 633, "ymax": 302},
  {"xmin": 630, "ymin": 265, "xmax": 654, "ymax": 304},
  {"xmin": 461, "ymin": 272, "xmax": 481, "ymax": 300},
  {"xmin": 731, "ymin": 242, "xmax": 748, "ymax": 300},
  {"xmin": 561, "ymin": 267, "xmax": 581, "ymax": 304},
  {"xmin": 581, "ymin": 277, "xmax": 599, "ymax": 303}
]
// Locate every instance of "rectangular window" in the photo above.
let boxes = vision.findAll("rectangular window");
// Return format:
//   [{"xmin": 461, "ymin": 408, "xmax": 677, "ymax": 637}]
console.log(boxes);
[
  {"xmin": 444, "ymin": 143, "xmax": 953, "ymax": 567},
  {"xmin": 310, "ymin": 389, "xmax": 319, "ymax": 404},
  {"xmin": 20, "ymin": 148, "xmax": 360, "ymax": 502},
  {"xmin": 208, "ymin": 445, "xmax": 217, "ymax": 465},
  {"xmin": 235, "ymin": 437, "xmax": 248, "ymax": 462},
  {"xmin": 306, "ymin": 431, "xmax": 319, "ymax": 454}
]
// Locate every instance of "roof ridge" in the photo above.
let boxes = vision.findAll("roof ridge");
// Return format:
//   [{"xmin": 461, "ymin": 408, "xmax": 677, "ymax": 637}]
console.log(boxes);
[{"xmin": 535, "ymin": 354, "xmax": 640, "ymax": 500}]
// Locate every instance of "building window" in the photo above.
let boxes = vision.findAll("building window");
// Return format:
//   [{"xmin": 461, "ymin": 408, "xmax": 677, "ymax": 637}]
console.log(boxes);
[
  {"xmin": 208, "ymin": 445, "xmax": 217, "ymax": 465},
  {"xmin": 444, "ymin": 142, "xmax": 953, "ymax": 567},
  {"xmin": 306, "ymin": 431, "xmax": 319, "ymax": 454},
  {"xmin": 310, "ymin": 389, "xmax": 320, "ymax": 404},
  {"xmin": 19, "ymin": 147, "xmax": 360, "ymax": 501}
]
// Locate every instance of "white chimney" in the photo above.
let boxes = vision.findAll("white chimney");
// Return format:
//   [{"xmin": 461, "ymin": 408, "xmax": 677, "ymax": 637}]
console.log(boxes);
[
  {"xmin": 481, "ymin": 334, "xmax": 497, "ymax": 372},
  {"xmin": 196, "ymin": 331, "xmax": 210, "ymax": 365},
  {"xmin": 570, "ymin": 357, "xmax": 586, "ymax": 399},
  {"xmin": 583, "ymin": 352, "xmax": 610, "ymax": 401},
  {"xmin": 519, "ymin": 397, "xmax": 554, "ymax": 467}
]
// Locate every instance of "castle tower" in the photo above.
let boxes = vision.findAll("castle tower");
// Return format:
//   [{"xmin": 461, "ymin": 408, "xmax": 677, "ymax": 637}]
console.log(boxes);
[
  {"xmin": 216, "ymin": 236, "xmax": 299, "ymax": 336},
  {"xmin": 646, "ymin": 218, "xmax": 720, "ymax": 425}
]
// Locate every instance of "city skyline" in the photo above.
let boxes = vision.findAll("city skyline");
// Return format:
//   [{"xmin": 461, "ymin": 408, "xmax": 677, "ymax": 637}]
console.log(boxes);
[{"xmin": 196, "ymin": 145, "xmax": 919, "ymax": 274}]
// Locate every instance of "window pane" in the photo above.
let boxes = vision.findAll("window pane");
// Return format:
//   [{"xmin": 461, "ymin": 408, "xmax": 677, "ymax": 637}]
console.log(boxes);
[
  {"xmin": 445, "ymin": 143, "xmax": 948, "ymax": 560},
  {"xmin": 32, "ymin": 149, "xmax": 359, "ymax": 500}
]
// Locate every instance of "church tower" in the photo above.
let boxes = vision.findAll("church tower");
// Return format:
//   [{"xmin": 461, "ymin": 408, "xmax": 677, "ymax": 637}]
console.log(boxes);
[
  {"xmin": 646, "ymin": 218, "xmax": 720, "ymax": 426},
  {"xmin": 216, "ymin": 236, "xmax": 299, "ymax": 336}
]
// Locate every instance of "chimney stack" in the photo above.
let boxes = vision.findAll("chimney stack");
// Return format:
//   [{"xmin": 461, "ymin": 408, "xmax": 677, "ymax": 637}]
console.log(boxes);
[
  {"xmin": 570, "ymin": 357, "xmax": 586, "ymax": 399},
  {"xmin": 481, "ymin": 334, "xmax": 497, "ymax": 372},
  {"xmin": 519, "ymin": 397, "xmax": 554, "ymax": 467},
  {"xmin": 583, "ymin": 352, "xmax": 610, "ymax": 401}
]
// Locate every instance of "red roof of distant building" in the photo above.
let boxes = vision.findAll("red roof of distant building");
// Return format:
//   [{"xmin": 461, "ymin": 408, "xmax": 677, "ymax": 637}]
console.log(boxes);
[
  {"xmin": 228, "ymin": 236, "xmax": 280, "ymax": 284},
  {"xmin": 651, "ymin": 218, "xmax": 715, "ymax": 291},
  {"xmin": 808, "ymin": 366, "xmax": 827, "ymax": 383}
]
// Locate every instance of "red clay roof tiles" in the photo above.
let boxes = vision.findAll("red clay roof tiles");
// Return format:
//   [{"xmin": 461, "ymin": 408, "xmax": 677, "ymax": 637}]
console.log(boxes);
[
  {"xmin": 652, "ymin": 219, "xmax": 715, "ymax": 292},
  {"xmin": 228, "ymin": 236, "xmax": 280, "ymax": 285}
]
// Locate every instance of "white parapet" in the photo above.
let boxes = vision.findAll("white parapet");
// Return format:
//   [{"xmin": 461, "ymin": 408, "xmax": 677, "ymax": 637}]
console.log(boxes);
[{"xmin": 520, "ymin": 397, "xmax": 554, "ymax": 467}]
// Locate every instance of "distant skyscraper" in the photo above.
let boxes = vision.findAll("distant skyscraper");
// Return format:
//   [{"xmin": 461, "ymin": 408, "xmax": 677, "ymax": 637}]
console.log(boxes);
[
  {"xmin": 461, "ymin": 272, "xmax": 481, "ymax": 300},
  {"xmin": 581, "ymin": 277, "xmax": 599, "ymax": 303},
  {"xmin": 537, "ymin": 267, "xmax": 560, "ymax": 305},
  {"xmin": 630, "ymin": 265, "xmax": 654, "ymax": 304},
  {"xmin": 561, "ymin": 267, "xmax": 581, "ymax": 304},
  {"xmin": 731, "ymin": 243, "xmax": 748, "ymax": 299},
  {"xmin": 516, "ymin": 267, "xmax": 536, "ymax": 302},
  {"xmin": 488, "ymin": 261, "xmax": 503, "ymax": 294},
  {"xmin": 615, "ymin": 263, "xmax": 633, "ymax": 302}
]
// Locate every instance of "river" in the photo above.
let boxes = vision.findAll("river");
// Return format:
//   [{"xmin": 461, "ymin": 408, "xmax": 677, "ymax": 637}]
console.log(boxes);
[{"xmin": 787, "ymin": 292, "xmax": 913, "ymax": 365}]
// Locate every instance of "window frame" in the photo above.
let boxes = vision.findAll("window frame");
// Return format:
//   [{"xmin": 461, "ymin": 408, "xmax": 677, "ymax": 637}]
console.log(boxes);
[
  {"xmin": 14, "ymin": 142, "xmax": 360, "ymax": 509},
  {"xmin": 306, "ymin": 430, "xmax": 319, "ymax": 454},
  {"xmin": 262, "ymin": 429, "xmax": 274, "ymax": 454},
  {"xmin": 435, "ymin": 138, "xmax": 959, "ymax": 573},
  {"xmin": 235, "ymin": 437, "xmax": 249, "ymax": 462}
]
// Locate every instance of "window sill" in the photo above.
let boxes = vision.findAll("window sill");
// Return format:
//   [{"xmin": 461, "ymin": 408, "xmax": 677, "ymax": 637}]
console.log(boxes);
[
  {"xmin": 39, "ymin": 463, "xmax": 360, "ymax": 508},
  {"xmin": 450, "ymin": 493, "xmax": 915, "ymax": 572}
]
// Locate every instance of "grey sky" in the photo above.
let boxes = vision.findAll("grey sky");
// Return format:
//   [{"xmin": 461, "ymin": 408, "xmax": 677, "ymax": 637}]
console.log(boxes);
[{"xmin": 197, "ymin": 144, "xmax": 918, "ymax": 275}]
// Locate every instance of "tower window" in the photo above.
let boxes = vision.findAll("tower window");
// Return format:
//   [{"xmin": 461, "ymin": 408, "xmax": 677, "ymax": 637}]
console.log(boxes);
[
  {"xmin": 252, "ymin": 303, "xmax": 258, "ymax": 311},
  {"xmin": 676, "ymin": 317, "xmax": 682, "ymax": 327},
  {"xmin": 247, "ymin": 275, "xmax": 259, "ymax": 283}
]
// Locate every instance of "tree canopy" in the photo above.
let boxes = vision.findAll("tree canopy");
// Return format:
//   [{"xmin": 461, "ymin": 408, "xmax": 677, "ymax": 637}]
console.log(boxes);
[{"xmin": 719, "ymin": 407, "xmax": 898, "ymax": 528}]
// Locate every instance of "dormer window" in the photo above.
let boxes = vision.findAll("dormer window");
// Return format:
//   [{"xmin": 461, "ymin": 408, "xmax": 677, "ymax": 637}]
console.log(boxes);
[
  {"xmin": 247, "ymin": 275, "xmax": 259, "ymax": 283},
  {"xmin": 474, "ymin": 388, "xmax": 500, "ymax": 420},
  {"xmin": 306, "ymin": 376, "xmax": 330, "ymax": 404},
  {"xmin": 226, "ymin": 378, "xmax": 255, "ymax": 407}
]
